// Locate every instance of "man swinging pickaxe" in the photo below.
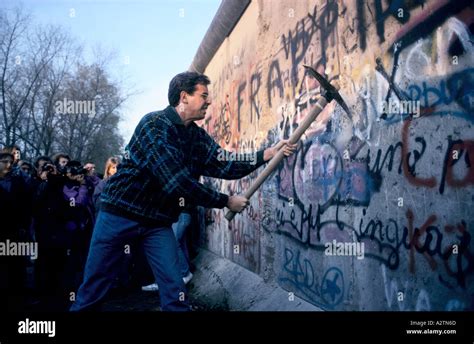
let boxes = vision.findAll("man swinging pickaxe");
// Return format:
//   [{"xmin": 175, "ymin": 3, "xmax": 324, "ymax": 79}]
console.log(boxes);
[{"xmin": 225, "ymin": 65, "xmax": 351, "ymax": 221}]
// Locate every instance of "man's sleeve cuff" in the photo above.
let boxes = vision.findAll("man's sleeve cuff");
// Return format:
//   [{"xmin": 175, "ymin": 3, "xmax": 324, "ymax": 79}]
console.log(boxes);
[
  {"xmin": 215, "ymin": 193, "xmax": 229, "ymax": 209},
  {"xmin": 256, "ymin": 150, "xmax": 265, "ymax": 168}
]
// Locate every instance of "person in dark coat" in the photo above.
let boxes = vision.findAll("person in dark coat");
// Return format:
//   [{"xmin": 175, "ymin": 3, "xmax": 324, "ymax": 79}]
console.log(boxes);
[{"xmin": 0, "ymin": 152, "xmax": 34, "ymax": 311}]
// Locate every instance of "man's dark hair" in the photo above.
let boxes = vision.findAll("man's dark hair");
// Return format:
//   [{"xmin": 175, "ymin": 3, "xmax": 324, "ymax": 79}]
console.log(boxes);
[
  {"xmin": 20, "ymin": 160, "xmax": 34, "ymax": 168},
  {"xmin": 34, "ymin": 156, "xmax": 52, "ymax": 168},
  {"xmin": 52, "ymin": 152, "xmax": 71, "ymax": 164},
  {"xmin": 1, "ymin": 145, "xmax": 20, "ymax": 154},
  {"xmin": 0, "ymin": 152, "xmax": 14, "ymax": 161},
  {"xmin": 168, "ymin": 72, "xmax": 210, "ymax": 107},
  {"xmin": 66, "ymin": 160, "xmax": 86, "ymax": 175}
]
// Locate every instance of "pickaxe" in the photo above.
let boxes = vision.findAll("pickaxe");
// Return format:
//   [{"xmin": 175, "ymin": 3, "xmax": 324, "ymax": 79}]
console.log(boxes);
[{"xmin": 225, "ymin": 65, "xmax": 351, "ymax": 221}]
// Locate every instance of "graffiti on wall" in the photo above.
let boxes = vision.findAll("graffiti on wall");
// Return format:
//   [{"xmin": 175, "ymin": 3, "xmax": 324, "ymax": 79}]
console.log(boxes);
[
  {"xmin": 279, "ymin": 246, "xmax": 345, "ymax": 309},
  {"xmin": 201, "ymin": 0, "xmax": 474, "ymax": 310}
]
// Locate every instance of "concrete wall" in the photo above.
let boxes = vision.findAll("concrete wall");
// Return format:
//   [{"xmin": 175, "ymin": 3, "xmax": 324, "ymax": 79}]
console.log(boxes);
[{"xmin": 198, "ymin": 0, "xmax": 474, "ymax": 311}]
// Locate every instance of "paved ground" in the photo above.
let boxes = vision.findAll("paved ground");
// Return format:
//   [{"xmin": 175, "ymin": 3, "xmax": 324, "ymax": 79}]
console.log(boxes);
[{"xmin": 101, "ymin": 282, "xmax": 223, "ymax": 311}]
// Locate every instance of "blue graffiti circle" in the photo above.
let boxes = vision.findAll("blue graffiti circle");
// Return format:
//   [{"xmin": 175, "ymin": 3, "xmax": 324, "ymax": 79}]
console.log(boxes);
[{"xmin": 321, "ymin": 267, "xmax": 344, "ymax": 307}]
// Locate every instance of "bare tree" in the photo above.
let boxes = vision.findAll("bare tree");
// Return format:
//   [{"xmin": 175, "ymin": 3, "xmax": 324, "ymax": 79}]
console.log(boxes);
[
  {"xmin": 55, "ymin": 62, "xmax": 126, "ymax": 165},
  {"xmin": 12, "ymin": 24, "xmax": 82, "ymax": 157},
  {"xmin": 0, "ymin": 6, "xmax": 30, "ymax": 147},
  {"xmin": 0, "ymin": 6, "xmax": 128, "ymax": 167}
]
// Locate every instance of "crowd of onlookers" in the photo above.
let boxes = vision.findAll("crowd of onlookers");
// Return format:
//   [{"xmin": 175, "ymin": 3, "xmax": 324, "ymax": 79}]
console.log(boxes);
[
  {"xmin": 0, "ymin": 144, "xmax": 141, "ymax": 311},
  {"xmin": 1, "ymin": 144, "xmax": 200, "ymax": 311}
]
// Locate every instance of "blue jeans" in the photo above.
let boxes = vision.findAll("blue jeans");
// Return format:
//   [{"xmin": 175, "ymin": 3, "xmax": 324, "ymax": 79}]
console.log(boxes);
[
  {"xmin": 172, "ymin": 212, "xmax": 192, "ymax": 277},
  {"xmin": 70, "ymin": 211, "xmax": 190, "ymax": 311}
]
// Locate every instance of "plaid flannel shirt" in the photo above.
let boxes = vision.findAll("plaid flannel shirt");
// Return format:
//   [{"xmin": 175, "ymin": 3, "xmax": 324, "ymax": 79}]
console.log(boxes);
[{"xmin": 101, "ymin": 105, "xmax": 266, "ymax": 226}]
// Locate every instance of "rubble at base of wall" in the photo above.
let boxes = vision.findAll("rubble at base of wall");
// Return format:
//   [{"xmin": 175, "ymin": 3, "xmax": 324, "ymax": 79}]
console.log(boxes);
[{"xmin": 188, "ymin": 248, "xmax": 323, "ymax": 311}]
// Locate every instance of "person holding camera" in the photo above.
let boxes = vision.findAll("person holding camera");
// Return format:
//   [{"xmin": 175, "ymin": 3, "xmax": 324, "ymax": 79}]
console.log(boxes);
[
  {"xmin": 32, "ymin": 156, "xmax": 71, "ymax": 310},
  {"xmin": 52, "ymin": 153, "xmax": 71, "ymax": 173},
  {"xmin": 62, "ymin": 161, "xmax": 95, "ymax": 296}
]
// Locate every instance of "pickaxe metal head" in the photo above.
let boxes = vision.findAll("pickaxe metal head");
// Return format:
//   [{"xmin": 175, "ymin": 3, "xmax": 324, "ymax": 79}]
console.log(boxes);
[{"xmin": 303, "ymin": 65, "xmax": 351, "ymax": 116}]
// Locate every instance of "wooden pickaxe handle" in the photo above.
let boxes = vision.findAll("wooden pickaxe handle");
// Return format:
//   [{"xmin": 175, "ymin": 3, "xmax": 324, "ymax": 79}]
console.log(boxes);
[{"xmin": 225, "ymin": 91, "xmax": 333, "ymax": 221}]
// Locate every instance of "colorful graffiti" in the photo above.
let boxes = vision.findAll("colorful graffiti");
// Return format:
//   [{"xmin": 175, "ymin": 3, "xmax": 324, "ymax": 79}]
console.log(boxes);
[
  {"xmin": 200, "ymin": 0, "xmax": 474, "ymax": 310},
  {"xmin": 279, "ymin": 246, "xmax": 345, "ymax": 309}
]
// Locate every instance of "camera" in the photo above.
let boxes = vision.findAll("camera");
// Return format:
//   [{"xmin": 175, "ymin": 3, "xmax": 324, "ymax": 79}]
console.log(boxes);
[
  {"xmin": 67, "ymin": 165, "xmax": 86, "ymax": 176},
  {"xmin": 56, "ymin": 165, "xmax": 68, "ymax": 176},
  {"xmin": 41, "ymin": 163, "xmax": 55, "ymax": 173},
  {"xmin": 63, "ymin": 160, "xmax": 86, "ymax": 177},
  {"xmin": 65, "ymin": 161, "xmax": 87, "ymax": 176}
]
